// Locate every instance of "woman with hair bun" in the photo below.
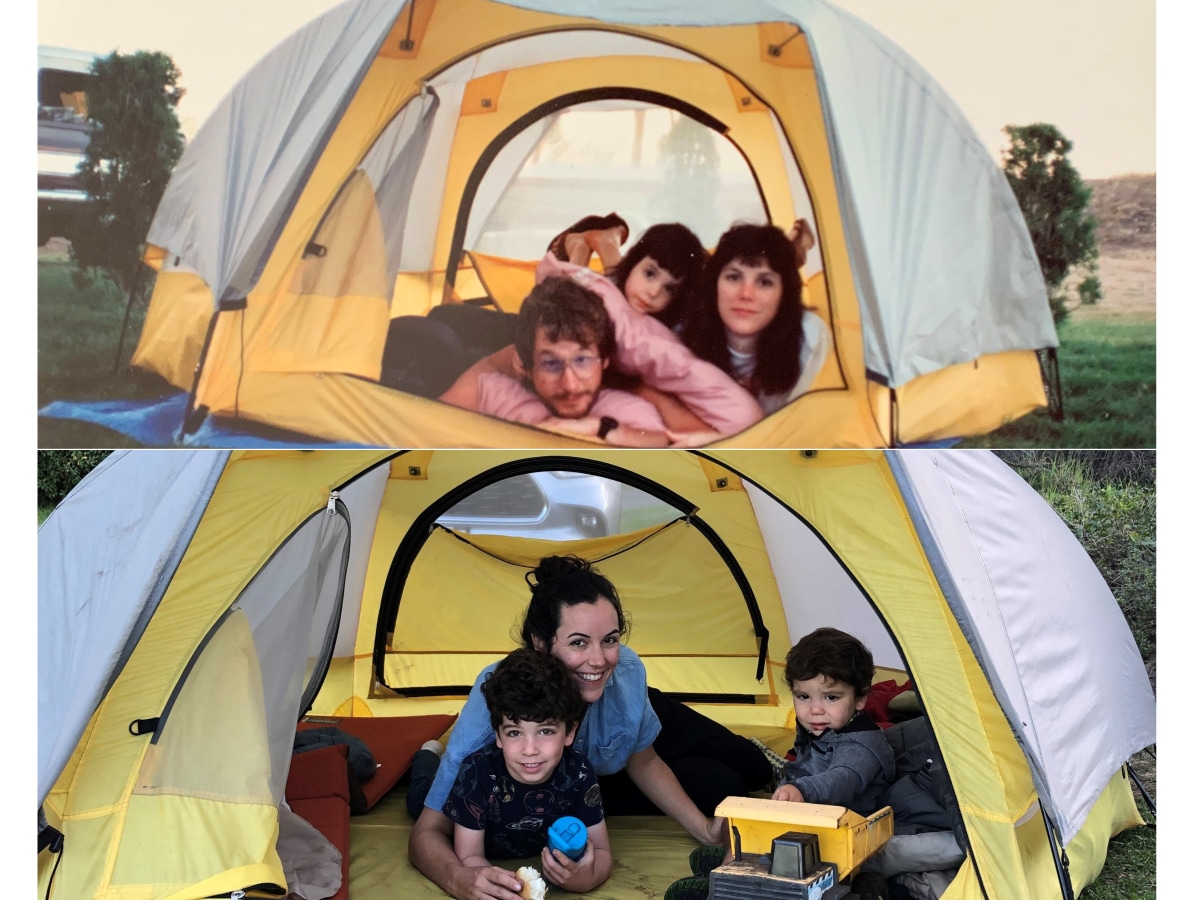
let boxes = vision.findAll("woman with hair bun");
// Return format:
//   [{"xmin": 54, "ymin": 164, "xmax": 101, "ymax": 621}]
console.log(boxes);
[{"xmin": 409, "ymin": 554, "xmax": 771, "ymax": 900}]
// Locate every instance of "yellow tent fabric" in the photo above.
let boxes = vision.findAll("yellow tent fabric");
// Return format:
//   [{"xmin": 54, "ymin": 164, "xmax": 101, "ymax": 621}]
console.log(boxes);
[
  {"xmin": 40, "ymin": 450, "xmax": 1145, "ymax": 899},
  {"xmin": 130, "ymin": 0, "xmax": 1053, "ymax": 448}
]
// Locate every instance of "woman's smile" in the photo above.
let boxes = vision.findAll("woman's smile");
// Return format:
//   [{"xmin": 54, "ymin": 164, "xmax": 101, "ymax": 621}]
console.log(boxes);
[{"xmin": 549, "ymin": 599, "xmax": 621, "ymax": 703}]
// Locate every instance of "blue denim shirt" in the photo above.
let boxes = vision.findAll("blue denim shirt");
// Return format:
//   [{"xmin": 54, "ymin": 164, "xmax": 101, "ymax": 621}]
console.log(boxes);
[{"xmin": 424, "ymin": 644, "xmax": 661, "ymax": 811}]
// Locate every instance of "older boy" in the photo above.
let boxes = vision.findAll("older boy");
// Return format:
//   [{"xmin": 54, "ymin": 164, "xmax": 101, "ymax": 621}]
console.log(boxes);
[
  {"xmin": 442, "ymin": 647, "xmax": 612, "ymax": 893},
  {"xmin": 772, "ymin": 627, "xmax": 895, "ymax": 816}
]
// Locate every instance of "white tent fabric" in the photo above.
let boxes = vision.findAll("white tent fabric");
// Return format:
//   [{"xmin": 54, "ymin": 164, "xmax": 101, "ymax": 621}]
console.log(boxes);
[
  {"xmin": 749, "ymin": 482, "xmax": 902, "ymax": 670},
  {"xmin": 329, "ymin": 465, "xmax": 391, "ymax": 659},
  {"xmin": 144, "ymin": 0, "xmax": 1054, "ymax": 386},
  {"xmin": 145, "ymin": 0, "xmax": 407, "ymax": 303},
  {"xmin": 887, "ymin": 451, "xmax": 1156, "ymax": 844},
  {"xmin": 37, "ymin": 451, "xmax": 230, "ymax": 805}
]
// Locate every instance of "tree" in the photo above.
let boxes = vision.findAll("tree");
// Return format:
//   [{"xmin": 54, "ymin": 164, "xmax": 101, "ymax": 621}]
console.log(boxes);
[
  {"xmin": 37, "ymin": 450, "xmax": 113, "ymax": 508},
  {"xmin": 653, "ymin": 113, "xmax": 721, "ymax": 236},
  {"xmin": 69, "ymin": 51, "xmax": 185, "ymax": 296},
  {"xmin": 1002, "ymin": 123, "xmax": 1101, "ymax": 324}
]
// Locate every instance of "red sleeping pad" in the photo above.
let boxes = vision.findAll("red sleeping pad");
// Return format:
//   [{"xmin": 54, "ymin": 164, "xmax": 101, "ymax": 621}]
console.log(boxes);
[
  {"xmin": 285, "ymin": 714, "xmax": 457, "ymax": 899},
  {"xmin": 285, "ymin": 743, "xmax": 353, "ymax": 900},
  {"xmin": 296, "ymin": 713, "xmax": 457, "ymax": 809}
]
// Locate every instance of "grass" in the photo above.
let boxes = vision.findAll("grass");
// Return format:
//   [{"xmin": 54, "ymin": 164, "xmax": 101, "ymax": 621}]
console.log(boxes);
[
  {"xmin": 958, "ymin": 317, "xmax": 1155, "ymax": 449},
  {"xmin": 1082, "ymin": 817, "xmax": 1156, "ymax": 900},
  {"xmin": 38, "ymin": 260, "xmax": 175, "ymax": 447},
  {"xmin": 38, "ymin": 259, "xmax": 1155, "ymax": 449}
]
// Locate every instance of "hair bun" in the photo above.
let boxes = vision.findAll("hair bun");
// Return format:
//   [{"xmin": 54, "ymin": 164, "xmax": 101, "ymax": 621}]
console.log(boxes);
[{"xmin": 530, "ymin": 554, "xmax": 589, "ymax": 588}]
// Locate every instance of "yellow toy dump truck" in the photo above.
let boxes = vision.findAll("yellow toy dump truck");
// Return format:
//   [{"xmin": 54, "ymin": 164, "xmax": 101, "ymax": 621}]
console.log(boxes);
[{"xmin": 708, "ymin": 797, "xmax": 895, "ymax": 899}]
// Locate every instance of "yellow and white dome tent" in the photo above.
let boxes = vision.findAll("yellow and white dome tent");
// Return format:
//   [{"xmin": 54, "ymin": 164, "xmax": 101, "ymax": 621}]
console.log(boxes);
[
  {"xmin": 129, "ymin": 0, "xmax": 1058, "ymax": 448},
  {"xmin": 39, "ymin": 450, "xmax": 1150, "ymax": 898}
]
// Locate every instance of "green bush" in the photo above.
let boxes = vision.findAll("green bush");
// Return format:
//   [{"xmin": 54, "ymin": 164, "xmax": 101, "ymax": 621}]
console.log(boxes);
[{"xmin": 37, "ymin": 450, "xmax": 113, "ymax": 507}]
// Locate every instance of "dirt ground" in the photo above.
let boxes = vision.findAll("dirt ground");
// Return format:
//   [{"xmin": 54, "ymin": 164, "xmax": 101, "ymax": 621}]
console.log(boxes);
[
  {"xmin": 1075, "ymin": 174, "xmax": 1156, "ymax": 323},
  {"xmin": 1071, "ymin": 249, "xmax": 1156, "ymax": 322}
]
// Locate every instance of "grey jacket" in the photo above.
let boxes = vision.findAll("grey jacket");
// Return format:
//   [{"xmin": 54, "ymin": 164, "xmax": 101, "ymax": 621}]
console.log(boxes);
[{"xmin": 780, "ymin": 710, "xmax": 895, "ymax": 816}]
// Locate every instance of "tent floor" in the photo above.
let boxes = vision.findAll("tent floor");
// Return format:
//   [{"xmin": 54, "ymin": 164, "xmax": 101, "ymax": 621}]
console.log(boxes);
[{"xmin": 353, "ymin": 783, "xmax": 706, "ymax": 898}]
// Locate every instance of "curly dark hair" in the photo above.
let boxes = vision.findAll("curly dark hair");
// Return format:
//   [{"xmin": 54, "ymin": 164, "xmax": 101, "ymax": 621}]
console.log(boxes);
[
  {"xmin": 482, "ymin": 647, "xmax": 588, "ymax": 732},
  {"xmin": 609, "ymin": 223, "xmax": 709, "ymax": 330},
  {"xmin": 783, "ymin": 627, "xmax": 875, "ymax": 698},
  {"xmin": 513, "ymin": 277, "xmax": 617, "ymax": 371},
  {"xmin": 520, "ymin": 554, "xmax": 629, "ymax": 650},
  {"xmin": 681, "ymin": 222, "xmax": 802, "ymax": 396}
]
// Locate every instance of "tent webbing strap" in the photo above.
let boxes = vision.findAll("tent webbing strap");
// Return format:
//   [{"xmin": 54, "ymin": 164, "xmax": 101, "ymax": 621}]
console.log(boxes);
[{"xmin": 128, "ymin": 716, "xmax": 159, "ymax": 736}]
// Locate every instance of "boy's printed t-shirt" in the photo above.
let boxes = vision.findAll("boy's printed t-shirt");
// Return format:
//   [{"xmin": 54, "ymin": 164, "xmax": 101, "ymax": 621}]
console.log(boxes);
[{"xmin": 443, "ymin": 743, "xmax": 604, "ymax": 860}]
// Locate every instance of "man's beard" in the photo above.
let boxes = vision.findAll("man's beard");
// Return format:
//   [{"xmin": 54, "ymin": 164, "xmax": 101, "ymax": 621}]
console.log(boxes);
[{"xmin": 545, "ymin": 388, "xmax": 597, "ymax": 418}]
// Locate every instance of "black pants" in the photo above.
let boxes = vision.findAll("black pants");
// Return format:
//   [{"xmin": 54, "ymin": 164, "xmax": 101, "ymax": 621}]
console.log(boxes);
[
  {"xmin": 406, "ymin": 688, "xmax": 770, "ymax": 820},
  {"xmin": 598, "ymin": 688, "xmax": 771, "ymax": 817}
]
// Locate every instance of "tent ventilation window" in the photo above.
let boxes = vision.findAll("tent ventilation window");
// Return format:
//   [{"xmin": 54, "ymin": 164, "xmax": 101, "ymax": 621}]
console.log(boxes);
[{"xmin": 375, "ymin": 458, "xmax": 770, "ymax": 698}]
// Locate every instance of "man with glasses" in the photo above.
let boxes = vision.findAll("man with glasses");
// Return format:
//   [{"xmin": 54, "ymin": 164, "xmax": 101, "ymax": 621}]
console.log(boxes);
[{"xmin": 440, "ymin": 277, "xmax": 671, "ymax": 446}]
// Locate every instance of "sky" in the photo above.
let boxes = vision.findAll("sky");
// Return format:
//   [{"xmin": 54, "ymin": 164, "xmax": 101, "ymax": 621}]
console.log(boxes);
[{"xmin": 34, "ymin": 0, "xmax": 1155, "ymax": 179}]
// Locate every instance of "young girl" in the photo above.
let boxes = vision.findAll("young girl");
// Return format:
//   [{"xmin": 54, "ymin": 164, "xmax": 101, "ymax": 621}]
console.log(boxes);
[
  {"xmin": 606, "ymin": 223, "xmax": 707, "ymax": 333},
  {"xmin": 682, "ymin": 222, "xmax": 829, "ymax": 415},
  {"xmin": 550, "ymin": 216, "xmax": 707, "ymax": 333}
]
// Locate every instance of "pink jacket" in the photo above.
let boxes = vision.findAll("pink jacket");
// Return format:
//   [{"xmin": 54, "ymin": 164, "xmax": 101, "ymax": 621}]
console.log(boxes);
[
  {"xmin": 476, "ymin": 372, "xmax": 666, "ymax": 432},
  {"xmin": 536, "ymin": 254, "xmax": 763, "ymax": 434}
]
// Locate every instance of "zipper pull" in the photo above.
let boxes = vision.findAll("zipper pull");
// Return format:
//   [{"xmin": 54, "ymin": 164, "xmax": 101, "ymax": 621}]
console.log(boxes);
[{"xmin": 327, "ymin": 490, "xmax": 340, "ymax": 515}]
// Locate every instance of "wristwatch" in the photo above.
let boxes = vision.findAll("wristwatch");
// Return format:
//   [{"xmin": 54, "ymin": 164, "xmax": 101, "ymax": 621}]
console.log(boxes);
[{"xmin": 597, "ymin": 416, "xmax": 620, "ymax": 440}]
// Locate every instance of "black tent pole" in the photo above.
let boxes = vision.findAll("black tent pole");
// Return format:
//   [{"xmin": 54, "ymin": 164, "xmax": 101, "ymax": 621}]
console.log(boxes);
[
  {"xmin": 1041, "ymin": 804, "xmax": 1075, "ymax": 900},
  {"xmin": 112, "ymin": 261, "xmax": 148, "ymax": 374}
]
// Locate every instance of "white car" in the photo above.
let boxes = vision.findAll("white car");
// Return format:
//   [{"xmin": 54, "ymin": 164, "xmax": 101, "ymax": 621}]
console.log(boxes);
[
  {"xmin": 38, "ymin": 47, "xmax": 99, "ymax": 204},
  {"xmin": 436, "ymin": 471, "xmax": 625, "ymax": 541}
]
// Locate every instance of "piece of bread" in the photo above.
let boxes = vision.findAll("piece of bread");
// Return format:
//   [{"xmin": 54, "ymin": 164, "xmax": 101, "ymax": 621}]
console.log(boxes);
[{"xmin": 516, "ymin": 865, "xmax": 547, "ymax": 900}]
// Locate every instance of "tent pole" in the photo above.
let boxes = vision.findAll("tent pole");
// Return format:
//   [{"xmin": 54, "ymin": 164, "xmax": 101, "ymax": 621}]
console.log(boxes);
[
  {"xmin": 112, "ymin": 262, "xmax": 148, "ymax": 374},
  {"xmin": 1040, "ymin": 803, "xmax": 1075, "ymax": 900},
  {"xmin": 1127, "ymin": 761, "xmax": 1156, "ymax": 818},
  {"xmin": 1037, "ymin": 347, "xmax": 1065, "ymax": 422}
]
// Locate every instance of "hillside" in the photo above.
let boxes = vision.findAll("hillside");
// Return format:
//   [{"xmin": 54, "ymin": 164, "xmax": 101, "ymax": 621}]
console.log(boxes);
[{"xmin": 1087, "ymin": 173, "xmax": 1156, "ymax": 253}]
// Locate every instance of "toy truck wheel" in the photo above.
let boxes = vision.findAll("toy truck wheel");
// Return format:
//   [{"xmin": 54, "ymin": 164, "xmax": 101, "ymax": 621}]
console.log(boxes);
[{"xmin": 849, "ymin": 870, "xmax": 889, "ymax": 900}]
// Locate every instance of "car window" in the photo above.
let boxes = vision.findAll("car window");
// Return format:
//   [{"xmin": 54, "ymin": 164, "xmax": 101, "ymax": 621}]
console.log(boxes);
[{"xmin": 436, "ymin": 472, "xmax": 680, "ymax": 541}]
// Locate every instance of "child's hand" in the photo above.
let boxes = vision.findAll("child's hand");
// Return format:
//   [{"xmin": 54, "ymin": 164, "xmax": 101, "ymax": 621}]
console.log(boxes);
[
  {"xmin": 772, "ymin": 783, "xmax": 805, "ymax": 803},
  {"xmin": 541, "ymin": 843, "xmax": 591, "ymax": 891}
]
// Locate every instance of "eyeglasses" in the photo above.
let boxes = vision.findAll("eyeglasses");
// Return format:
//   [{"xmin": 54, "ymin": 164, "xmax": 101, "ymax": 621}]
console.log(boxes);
[{"xmin": 534, "ymin": 354, "xmax": 603, "ymax": 378}]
